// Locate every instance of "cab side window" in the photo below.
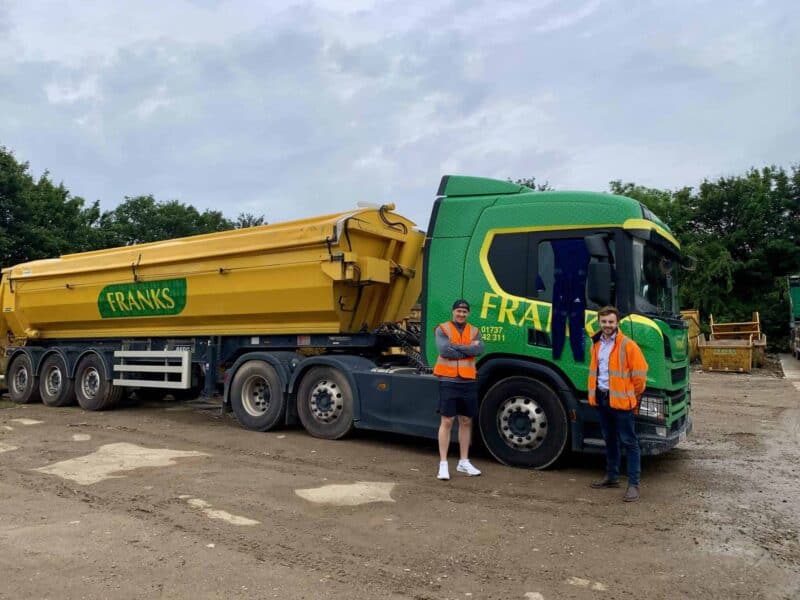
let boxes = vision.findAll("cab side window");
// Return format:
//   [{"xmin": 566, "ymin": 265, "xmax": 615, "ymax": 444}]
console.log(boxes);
[
  {"xmin": 486, "ymin": 232, "xmax": 530, "ymax": 298},
  {"xmin": 535, "ymin": 241, "xmax": 555, "ymax": 302},
  {"xmin": 486, "ymin": 231, "xmax": 615, "ymax": 307},
  {"xmin": 535, "ymin": 238, "xmax": 615, "ymax": 307}
]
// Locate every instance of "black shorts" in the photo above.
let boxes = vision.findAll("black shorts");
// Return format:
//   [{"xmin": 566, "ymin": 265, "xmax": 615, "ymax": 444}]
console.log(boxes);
[{"xmin": 438, "ymin": 380, "xmax": 478, "ymax": 418}]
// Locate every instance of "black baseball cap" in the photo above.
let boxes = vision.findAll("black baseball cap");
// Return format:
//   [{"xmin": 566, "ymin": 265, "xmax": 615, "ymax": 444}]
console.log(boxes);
[{"xmin": 452, "ymin": 299, "xmax": 470, "ymax": 310}]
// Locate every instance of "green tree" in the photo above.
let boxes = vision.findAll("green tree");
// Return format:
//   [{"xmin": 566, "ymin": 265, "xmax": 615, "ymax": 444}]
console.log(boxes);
[
  {"xmin": 234, "ymin": 212, "xmax": 266, "ymax": 229},
  {"xmin": 96, "ymin": 196, "xmax": 235, "ymax": 247},
  {"xmin": 611, "ymin": 165, "xmax": 800, "ymax": 347},
  {"xmin": 608, "ymin": 181, "xmax": 694, "ymax": 240},
  {"xmin": 0, "ymin": 147, "xmax": 100, "ymax": 266},
  {"xmin": 1, "ymin": 146, "xmax": 268, "ymax": 269},
  {"xmin": 511, "ymin": 177, "xmax": 553, "ymax": 191}
]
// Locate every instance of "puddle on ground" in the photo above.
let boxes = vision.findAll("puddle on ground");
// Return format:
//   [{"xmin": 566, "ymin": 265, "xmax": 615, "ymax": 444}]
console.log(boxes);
[
  {"xmin": 10, "ymin": 418, "xmax": 43, "ymax": 425},
  {"xmin": 295, "ymin": 482, "xmax": 396, "ymax": 506},
  {"xmin": 71, "ymin": 434, "xmax": 91, "ymax": 441},
  {"xmin": 183, "ymin": 497, "xmax": 260, "ymax": 526},
  {"xmin": 34, "ymin": 442, "xmax": 208, "ymax": 485},
  {"xmin": 0, "ymin": 442, "xmax": 18, "ymax": 453}
]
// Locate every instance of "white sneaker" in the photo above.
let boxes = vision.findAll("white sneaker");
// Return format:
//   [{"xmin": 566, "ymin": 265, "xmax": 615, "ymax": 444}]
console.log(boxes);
[
  {"xmin": 457, "ymin": 460, "xmax": 481, "ymax": 476},
  {"xmin": 437, "ymin": 461, "xmax": 450, "ymax": 480}
]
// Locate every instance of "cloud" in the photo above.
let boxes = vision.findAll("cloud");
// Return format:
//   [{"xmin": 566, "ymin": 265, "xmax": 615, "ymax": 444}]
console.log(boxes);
[
  {"xmin": 535, "ymin": 0, "xmax": 603, "ymax": 33},
  {"xmin": 45, "ymin": 74, "xmax": 102, "ymax": 105},
  {"xmin": 0, "ymin": 0, "xmax": 797, "ymax": 229}
]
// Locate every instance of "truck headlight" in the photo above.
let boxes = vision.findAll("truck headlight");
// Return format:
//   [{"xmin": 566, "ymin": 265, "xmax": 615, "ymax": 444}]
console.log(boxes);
[{"xmin": 638, "ymin": 394, "xmax": 665, "ymax": 421}]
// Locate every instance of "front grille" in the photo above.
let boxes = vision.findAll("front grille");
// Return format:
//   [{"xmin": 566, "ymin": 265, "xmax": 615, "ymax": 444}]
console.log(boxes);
[
  {"xmin": 667, "ymin": 388, "xmax": 685, "ymax": 404},
  {"xmin": 666, "ymin": 388, "xmax": 689, "ymax": 424},
  {"xmin": 670, "ymin": 413, "xmax": 686, "ymax": 432},
  {"xmin": 671, "ymin": 366, "xmax": 687, "ymax": 384}
]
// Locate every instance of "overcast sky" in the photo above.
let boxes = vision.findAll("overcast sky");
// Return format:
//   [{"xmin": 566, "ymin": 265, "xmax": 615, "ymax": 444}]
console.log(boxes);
[{"xmin": 1, "ymin": 0, "xmax": 797, "ymax": 228}]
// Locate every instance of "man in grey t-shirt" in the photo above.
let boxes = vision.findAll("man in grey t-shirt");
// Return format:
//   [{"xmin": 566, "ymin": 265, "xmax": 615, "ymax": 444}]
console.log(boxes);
[{"xmin": 433, "ymin": 299, "xmax": 485, "ymax": 480}]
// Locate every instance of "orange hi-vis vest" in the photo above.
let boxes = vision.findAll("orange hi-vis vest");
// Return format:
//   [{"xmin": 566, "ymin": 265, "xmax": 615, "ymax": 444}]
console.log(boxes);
[
  {"xmin": 588, "ymin": 330, "xmax": 648, "ymax": 411},
  {"xmin": 433, "ymin": 321, "xmax": 478, "ymax": 379}
]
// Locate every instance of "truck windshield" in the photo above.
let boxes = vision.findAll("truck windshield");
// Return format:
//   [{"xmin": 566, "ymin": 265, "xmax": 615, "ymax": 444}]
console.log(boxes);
[{"xmin": 632, "ymin": 239, "xmax": 679, "ymax": 317}]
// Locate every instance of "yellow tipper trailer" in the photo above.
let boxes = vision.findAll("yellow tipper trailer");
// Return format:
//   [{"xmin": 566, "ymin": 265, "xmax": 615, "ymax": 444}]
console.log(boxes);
[{"xmin": 1, "ymin": 206, "xmax": 424, "ymax": 341}]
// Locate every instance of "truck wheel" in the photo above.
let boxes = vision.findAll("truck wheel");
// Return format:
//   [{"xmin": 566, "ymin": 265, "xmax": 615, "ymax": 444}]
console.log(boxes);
[
  {"xmin": 74, "ymin": 354, "xmax": 123, "ymax": 411},
  {"xmin": 8, "ymin": 354, "xmax": 41, "ymax": 404},
  {"xmin": 230, "ymin": 360, "xmax": 286, "ymax": 431},
  {"xmin": 296, "ymin": 366, "xmax": 354, "ymax": 440},
  {"xmin": 478, "ymin": 376, "xmax": 568, "ymax": 469},
  {"xmin": 39, "ymin": 354, "xmax": 76, "ymax": 407}
]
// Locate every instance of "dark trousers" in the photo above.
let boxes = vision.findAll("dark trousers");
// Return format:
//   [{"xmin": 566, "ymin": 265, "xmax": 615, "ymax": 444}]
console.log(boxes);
[
  {"xmin": 550, "ymin": 239, "xmax": 589, "ymax": 363},
  {"xmin": 551, "ymin": 295, "xmax": 586, "ymax": 362},
  {"xmin": 596, "ymin": 390, "xmax": 641, "ymax": 486}
]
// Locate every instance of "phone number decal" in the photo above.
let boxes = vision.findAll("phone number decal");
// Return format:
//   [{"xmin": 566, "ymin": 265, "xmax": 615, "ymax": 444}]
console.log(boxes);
[{"xmin": 480, "ymin": 326, "xmax": 506, "ymax": 342}]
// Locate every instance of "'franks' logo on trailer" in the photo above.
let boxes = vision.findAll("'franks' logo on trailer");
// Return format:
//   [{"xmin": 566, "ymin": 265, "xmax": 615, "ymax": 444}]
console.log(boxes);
[{"xmin": 98, "ymin": 279, "xmax": 187, "ymax": 318}]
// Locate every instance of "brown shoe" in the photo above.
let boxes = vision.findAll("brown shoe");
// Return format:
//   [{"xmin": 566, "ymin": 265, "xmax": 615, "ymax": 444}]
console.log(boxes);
[
  {"xmin": 623, "ymin": 486, "xmax": 640, "ymax": 502},
  {"xmin": 590, "ymin": 477, "xmax": 620, "ymax": 489}
]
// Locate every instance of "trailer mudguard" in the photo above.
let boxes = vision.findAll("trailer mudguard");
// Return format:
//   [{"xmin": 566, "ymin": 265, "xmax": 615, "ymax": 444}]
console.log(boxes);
[
  {"xmin": 36, "ymin": 347, "xmax": 82, "ymax": 378},
  {"xmin": 72, "ymin": 348, "xmax": 117, "ymax": 380},
  {"xmin": 222, "ymin": 350, "xmax": 301, "ymax": 408},
  {"xmin": 287, "ymin": 355, "xmax": 377, "ymax": 423},
  {"xmin": 7, "ymin": 347, "xmax": 45, "ymax": 374}
]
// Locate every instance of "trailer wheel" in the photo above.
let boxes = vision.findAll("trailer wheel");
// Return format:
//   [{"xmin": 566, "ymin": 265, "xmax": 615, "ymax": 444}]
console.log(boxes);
[
  {"xmin": 230, "ymin": 360, "xmax": 286, "ymax": 431},
  {"xmin": 478, "ymin": 376, "xmax": 568, "ymax": 469},
  {"xmin": 8, "ymin": 353, "xmax": 41, "ymax": 404},
  {"xmin": 39, "ymin": 354, "xmax": 76, "ymax": 407},
  {"xmin": 296, "ymin": 366, "xmax": 354, "ymax": 440},
  {"xmin": 74, "ymin": 354, "xmax": 123, "ymax": 411}
]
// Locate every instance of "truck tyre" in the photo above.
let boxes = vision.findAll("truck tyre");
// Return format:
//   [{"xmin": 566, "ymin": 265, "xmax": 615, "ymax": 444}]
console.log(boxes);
[
  {"xmin": 74, "ymin": 354, "xmax": 123, "ymax": 411},
  {"xmin": 478, "ymin": 376, "xmax": 568, "ymax": 469},
  {"xmin": 296, "ymin": 366, "xmax": 354, "ymax": 440},
  {"xmin": 39, "ymin": 354, "xmax": 76, "ymax": 407},
  {"xmin": 230, "ymin": 360, "xmax": 286, "ymax": 431},
  {"xmin": 8, "ymin": 354, "xmax": 41, "ymax": 404}
]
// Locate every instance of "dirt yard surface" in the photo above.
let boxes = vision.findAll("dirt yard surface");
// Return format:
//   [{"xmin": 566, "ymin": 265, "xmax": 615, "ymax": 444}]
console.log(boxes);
[{"xmin": 1, "ymin": 359, "xmax": 799, "ymax": 600}]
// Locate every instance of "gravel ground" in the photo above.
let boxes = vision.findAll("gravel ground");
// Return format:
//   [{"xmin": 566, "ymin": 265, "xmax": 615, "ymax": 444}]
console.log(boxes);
[{"xmin": 1, "ymin": 360, "xmax": 798, "ymax": 600}]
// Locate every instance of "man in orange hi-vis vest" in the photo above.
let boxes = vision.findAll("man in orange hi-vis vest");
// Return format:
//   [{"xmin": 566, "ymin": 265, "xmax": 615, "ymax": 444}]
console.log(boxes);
[
  {"xmin": 588, "ymin": 306, "xmax": 649, "ymax": 502},
  {"xmin": 434, "ymin": 299, "xmax": 485, "ymax": 480}
]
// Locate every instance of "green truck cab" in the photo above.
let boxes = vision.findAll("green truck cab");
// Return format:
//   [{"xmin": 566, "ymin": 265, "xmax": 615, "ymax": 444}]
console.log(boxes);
[{"xmin": 422, "ymin": 176, "xmax": 691, "ymax": 468}]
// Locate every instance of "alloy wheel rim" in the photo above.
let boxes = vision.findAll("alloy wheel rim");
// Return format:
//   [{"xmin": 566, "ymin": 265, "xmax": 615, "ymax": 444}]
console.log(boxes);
[
  {"xmin": 241, "ymin": 375, "xmax": 271, "ymax": 416},
  {"xmin": 309, "ymin": 379, "xmax": 343, "ymax": 423},
  {"xmin": 45, "ymin": 366, "xmax": 63, "ymax": 396},
  {"xmin": 497, "ymin": 395, "xmax": 548, "ymax": 451},
  {"xmin": 81, "ymin": 367, "xmax": 100, "ymax": 399}
]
